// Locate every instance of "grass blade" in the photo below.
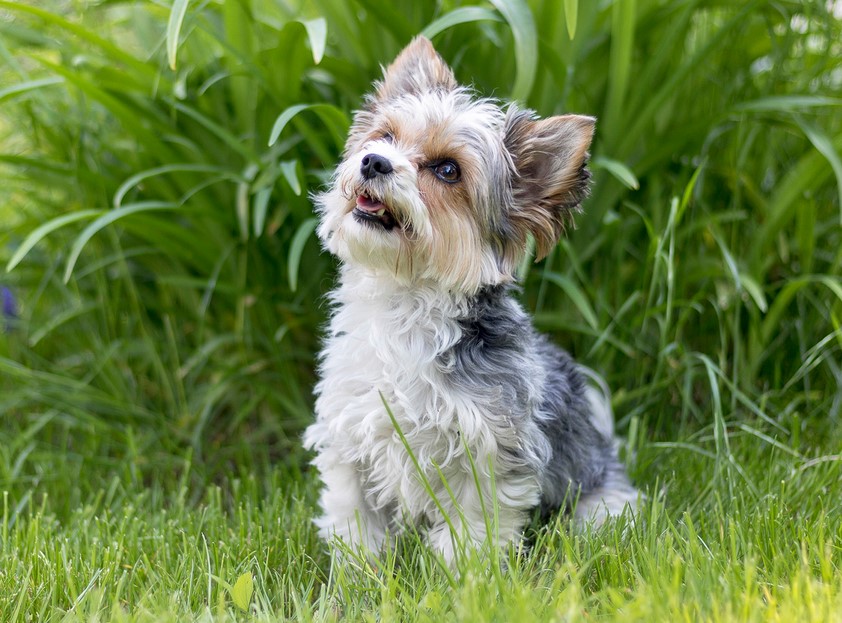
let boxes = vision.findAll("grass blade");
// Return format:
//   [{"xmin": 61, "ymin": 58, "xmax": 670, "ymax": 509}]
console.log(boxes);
[
  {"xmin": 301, "ymin": 18, "xmax": 327, "ymax": 65},
  {"xmin": 64, "ymin": 202, "xmax": 179, "ymax": 282},
  {"xmin": 287, "ymin": 217, "xmax": 318, "ymax": 292},
  {"xmin": 267, "ymin": 103, "xmax": 350, "ymax": 150},
  {"xmin": 0, "ymin": 77, "xmax": 63, "ymax": 103},
  {"xmin": 489, "ymin": 0, "xmax": 538, "ymax": 102},
  {"xmin": 761, "ymin": 276, "xmax": 842, "ymax": 344},
  {"xmin": 280, "ymin": 160, "xmax": 302, "ymax": 196},
  {"xmin": 543, "ymin": 271, "xmax": 599, "ymax": 329},
  {"xmin": 167, "ymin": 0, "xmax": 191, "ymax": 71},
  {"xmin": 28, "ymin": 303, "xmax": 99, "ymax": 348},
  {"xmin": 734, "ymin": 95, "xmax": 842, "ymax": 112},
  {"xmin": 603, "ymin": 0, "xmax": 636, "ymax": 140},
  {"xmin": 6, "ymin": 210, "xmax": 101, "ymax": 272},
  {"xmin": 421, "ymin": 7, "xmax": 503, "ymax": 40},
  {"xmin": 171, "ymin": 101, "xmax": 257, "ymax": 162},
  {"xmin": 0, "ymin": 0, "xmax": 154, "ymax": 78},
  {"xmin": 751, "ymin": 132, "xmax": 842, "ymax": 272},
  {"xmin": 795, "ymin": 119, "xmax": 842, "ymax": 224},
  {"xmin": 563, "ymin": 0, "xmax": 578, "ymax": 39},
  {"xmin": 114, "ymin": 164, "xmax": 236, "ymax": 208},
  {"xmin": 252, "ymin": 187, "xmax": 273, "ymax": 237},
  {"xmin": 591, "ymin": 156, "xmax": 639, "ymax": 190}
]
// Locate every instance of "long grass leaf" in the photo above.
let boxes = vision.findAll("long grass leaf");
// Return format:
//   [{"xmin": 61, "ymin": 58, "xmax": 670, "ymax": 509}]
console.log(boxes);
[
  {"xmin": 301, "ymin": 18, "xmax": 327, "ymax": 65},
  {"xmin": 677, "ymin": 162, "xmax": 705, "ymax": 223},
  {"xmin": 421, "ymin": 7, "xmax": 503, "ymax": 40},
  {"xmin": 353, "ymin": 0, "xmax": 415, "ymax": 43},
  {"xmin": 252, "ymin": 188, "xmax": 273, "ymax": 237},
  {"xmin": 287, "ymin": 217, "xmax": 318, "ymax": 292},
  {"xmin": 280, "ymin": 160, "xmax": 302, "ymax": 196},
  {"xmin": 795, "ymin": 120, "xmax": 842, "ymax": 223},
  {"xmin": 114, "ymin": 164, "xmax": 236, "ymax": 208},
  {"xmin": 171, "ymin": 101, "xmax": 256, "ymax": 162},
  {"xmin": 0, "ymin": 77, "xmax": 63, "ymax": 104},
  {"xmin": 489, "ymin": 0, "xmax": 538, "ymax": 101},
  {"xmin": 734, "ymin": 95, "xmax": 842, "ymax": 112},
  {"xmin": 616, "ymin": 3, "xmax": 752, "ymax": 159},
  {"xmin": 64, "ymin": 202, "xmax": 179, "ymax": 283},
  {"xmin": 543, "ymin": 272, "xmax": 599, "ymax": 329},
  {"xmin": 563, "ymin": 0, "xmax": 578, "ymax": 40},
  {"xmin": 591, "ymin": 156, "xmax": 639, "ymax": 190},
  {"xmin": 738, "ymin": 272, "xmax": 768, "ymax": 313},
  {"xmin": 28, "ymin": 303, "xmax": 99, "ymax": 348},
  {"xmin": 35, "ymin": 60, "xmax": 178, "ymax": 162},
  {"xmin": 267, "ymin": 103, "xmax": 349, "ymax": 149},
  {"xmin": 236, "ymin": 164, "xmax": 259, "ymax": 241},
  {"xmin": 6, "ymin": 210, "xmax": 101, "ymax": 272},
  {"xmin": 167, "ymin": 0, "xmax": 191, "ymax": 71},
  {"xmin": 379, "ymin": 393, "xmax": 458, "ymax": 585},
  {"xmin": 604, "ymin": 0, "xmax": 635, "ymax": 140}
]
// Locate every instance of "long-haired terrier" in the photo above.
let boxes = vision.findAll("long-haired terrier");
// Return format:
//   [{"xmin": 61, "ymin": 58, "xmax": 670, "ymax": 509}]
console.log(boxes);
[{"xmin": 304, "ymin": 36, "xmax": 637, "ymax": 563}]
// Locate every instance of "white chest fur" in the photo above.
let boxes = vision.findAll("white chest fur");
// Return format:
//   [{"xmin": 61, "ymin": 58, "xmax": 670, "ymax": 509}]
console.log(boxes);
[
  {"xmin": 308, "ymin": 271, "xmax": 473, "ymax": 508},
  {"xmin": 304, "ymin": 269, "xmax": 550, "ymax": 556},
  {"xmin": 303, "ymin": 265, "xmax": 638, "ymax": 561}
]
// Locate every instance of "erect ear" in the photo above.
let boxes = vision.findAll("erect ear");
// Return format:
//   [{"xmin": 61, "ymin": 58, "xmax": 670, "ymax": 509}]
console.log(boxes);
[
  {"xmin": 504, "ymin": 109, "xmax": 595, "ymax": 260},
  {"xmin": 375, "ymin": 36, "xmax": 457, "ymax": 100}
]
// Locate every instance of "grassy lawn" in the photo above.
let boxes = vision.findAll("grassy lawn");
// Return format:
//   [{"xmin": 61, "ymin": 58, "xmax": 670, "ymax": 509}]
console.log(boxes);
[
  {"xmin": 1, "ymin": 0, "xmax": 841, "ymax": 620},
  {"xmin": 2, "ymin": 430, "xmax": 841, "ymax": 621}
]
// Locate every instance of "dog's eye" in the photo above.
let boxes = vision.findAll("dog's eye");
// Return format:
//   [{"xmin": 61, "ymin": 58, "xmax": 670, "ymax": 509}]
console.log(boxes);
[
  {"xmin": 432, "ymin": 160, "xmax": 461, "ymax": 183},
  {"xmin": 381, "ymin": 132, "xmax": 394, "ymax": 144}
]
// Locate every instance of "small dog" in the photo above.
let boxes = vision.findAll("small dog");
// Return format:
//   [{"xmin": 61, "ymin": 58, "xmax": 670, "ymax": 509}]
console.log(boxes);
[{"xmin": 304, "ymin": 37, "xmax": 637, "ymax": 563}]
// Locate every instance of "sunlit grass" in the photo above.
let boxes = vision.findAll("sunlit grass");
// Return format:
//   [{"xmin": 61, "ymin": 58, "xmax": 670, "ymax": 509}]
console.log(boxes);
[{"xmin": 2, "ymin": 432, "xmax": 840, "ymax": 621}]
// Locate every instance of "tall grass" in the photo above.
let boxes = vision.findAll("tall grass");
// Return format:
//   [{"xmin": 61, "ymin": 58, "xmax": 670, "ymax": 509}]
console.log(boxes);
[
  {"xmin": 0, "ymin": 0, "xmax": 841, "ymax": 618},
  {"xmin": 1, "ymin": 0, "xmax": 839, "ymax": 497}
]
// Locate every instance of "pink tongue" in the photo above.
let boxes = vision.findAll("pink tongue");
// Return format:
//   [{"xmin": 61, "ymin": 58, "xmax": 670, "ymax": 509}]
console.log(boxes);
[{"xmin": 356, "ymin": 195, "xmax": 384, "ymax": 213}]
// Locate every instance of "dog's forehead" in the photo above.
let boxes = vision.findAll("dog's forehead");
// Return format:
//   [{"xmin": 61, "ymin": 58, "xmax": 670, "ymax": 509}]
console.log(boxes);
[{"xmin": 378, "ymin": 91, "xmax": 506, "ymax": 154}]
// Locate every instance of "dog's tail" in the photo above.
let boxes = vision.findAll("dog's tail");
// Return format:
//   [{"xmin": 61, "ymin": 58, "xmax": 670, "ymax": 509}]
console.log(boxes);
[{"xmin": 578, "ymin": 365, "xmax": 615, "ymax": 439}]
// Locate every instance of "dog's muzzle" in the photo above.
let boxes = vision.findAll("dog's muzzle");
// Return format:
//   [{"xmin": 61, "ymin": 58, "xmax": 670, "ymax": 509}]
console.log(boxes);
[{"xmin": 353, "ymin": 190, "xmax": 398, "ymax": 230}]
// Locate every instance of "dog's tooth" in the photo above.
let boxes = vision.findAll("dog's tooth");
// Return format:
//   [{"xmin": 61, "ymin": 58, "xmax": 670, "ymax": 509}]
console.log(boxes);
[{"xmin": 375, "ymin": 208, "xmax": 386, "ymax": 216}]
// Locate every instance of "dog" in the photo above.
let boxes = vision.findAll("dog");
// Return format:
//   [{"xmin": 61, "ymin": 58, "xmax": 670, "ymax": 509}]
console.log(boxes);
[{"xmin": 304, "ymin": 36, "xmax": 637, "ymax": 564}]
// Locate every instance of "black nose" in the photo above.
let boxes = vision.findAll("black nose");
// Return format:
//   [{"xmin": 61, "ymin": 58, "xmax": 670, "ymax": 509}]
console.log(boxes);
[{"xmin": 361, "ymin": 153, "xmax": 393, "ymax": 179}]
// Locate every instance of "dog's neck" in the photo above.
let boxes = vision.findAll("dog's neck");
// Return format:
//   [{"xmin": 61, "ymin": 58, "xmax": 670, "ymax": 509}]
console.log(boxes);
[{"xmin": 336, "ymin": 264, "xmax": 461, "ymax": 303}]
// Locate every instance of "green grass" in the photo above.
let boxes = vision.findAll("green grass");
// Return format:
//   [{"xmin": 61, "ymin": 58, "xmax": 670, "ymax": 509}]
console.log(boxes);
[
  {"xmin": 1, "ymin": 0, "xmax": 841, "ymax": 620},
  {"xmin": 2, "ymin": 430, "xmax": 841, "ymax": 621}
]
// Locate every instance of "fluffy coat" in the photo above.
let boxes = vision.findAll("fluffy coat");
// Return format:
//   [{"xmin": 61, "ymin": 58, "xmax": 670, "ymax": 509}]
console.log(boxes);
[{"xmin": 304, "ymin": 37, "xmax": 637, "ymax": 563}]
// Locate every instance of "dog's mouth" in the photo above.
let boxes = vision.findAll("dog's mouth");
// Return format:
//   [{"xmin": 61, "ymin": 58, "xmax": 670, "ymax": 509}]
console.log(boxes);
[{"xmin": 352, "ymin": 192, "xmax": 398, "ymax": 231}]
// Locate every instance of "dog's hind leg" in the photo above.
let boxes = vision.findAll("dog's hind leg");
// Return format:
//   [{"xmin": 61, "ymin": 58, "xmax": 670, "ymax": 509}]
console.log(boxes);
[{"xmin": 573, "ymin": 464, "xmax": 638, "ymax": 527}]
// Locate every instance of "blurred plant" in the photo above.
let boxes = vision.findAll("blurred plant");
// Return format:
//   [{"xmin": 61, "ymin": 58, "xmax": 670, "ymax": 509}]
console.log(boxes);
[{"xmin": 0, "ymin": 0, "xmax": 839, "ymax": 504}]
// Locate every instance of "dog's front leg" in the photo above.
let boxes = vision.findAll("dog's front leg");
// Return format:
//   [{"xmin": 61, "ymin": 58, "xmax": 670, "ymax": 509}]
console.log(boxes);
[
  {"xmin": 312, "ymin": 449, "xmax": 387, "ymax": 556},
  {"xmin": 424, "ymin": 471, "xmax": 535, "ymax": 566}
]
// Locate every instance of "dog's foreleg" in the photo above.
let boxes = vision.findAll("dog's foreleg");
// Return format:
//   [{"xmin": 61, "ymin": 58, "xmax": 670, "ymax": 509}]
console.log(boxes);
[{"xmin": 312, "ymin": 449, "xmax": 386, "ymax": 555}]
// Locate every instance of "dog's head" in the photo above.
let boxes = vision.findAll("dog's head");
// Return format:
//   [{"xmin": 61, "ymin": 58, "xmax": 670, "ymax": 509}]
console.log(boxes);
[{"xmin": 316, "ymin": 36, "xmax": 594, "ymax": 294}]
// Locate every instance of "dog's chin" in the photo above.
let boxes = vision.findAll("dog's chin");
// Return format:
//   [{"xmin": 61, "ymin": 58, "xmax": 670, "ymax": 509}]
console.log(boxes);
[{"xmin": 334, "ymin": 207, "xmax": 407, "ymax": 267}]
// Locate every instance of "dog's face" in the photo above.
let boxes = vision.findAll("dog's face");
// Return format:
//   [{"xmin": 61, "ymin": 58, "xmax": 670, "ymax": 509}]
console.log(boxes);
[{"xmin": 316, "ymin": 37, "xmax": 594, "ymax": 294}]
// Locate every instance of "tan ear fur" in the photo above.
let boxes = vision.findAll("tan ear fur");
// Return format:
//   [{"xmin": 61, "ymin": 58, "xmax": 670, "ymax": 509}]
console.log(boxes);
[
  {"xmin": 504, "ymin": 111, "xmax": 595, "ymax": 260},
  {"xmin": 376, "ymin": 36, "xmax": 457, "ymax": 100}
]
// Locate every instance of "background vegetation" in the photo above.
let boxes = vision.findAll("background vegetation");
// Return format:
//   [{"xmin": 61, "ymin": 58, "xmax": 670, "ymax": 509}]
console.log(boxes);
[{"xmin": 0, "ymin": 0, "xmax": 840, "ymax": 620}]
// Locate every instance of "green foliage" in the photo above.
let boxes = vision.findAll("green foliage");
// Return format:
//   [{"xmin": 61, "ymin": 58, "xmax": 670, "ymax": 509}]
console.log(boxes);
[{"xmin": 0, "ymin": 0, "xmax": 841, "ymax": 619}]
